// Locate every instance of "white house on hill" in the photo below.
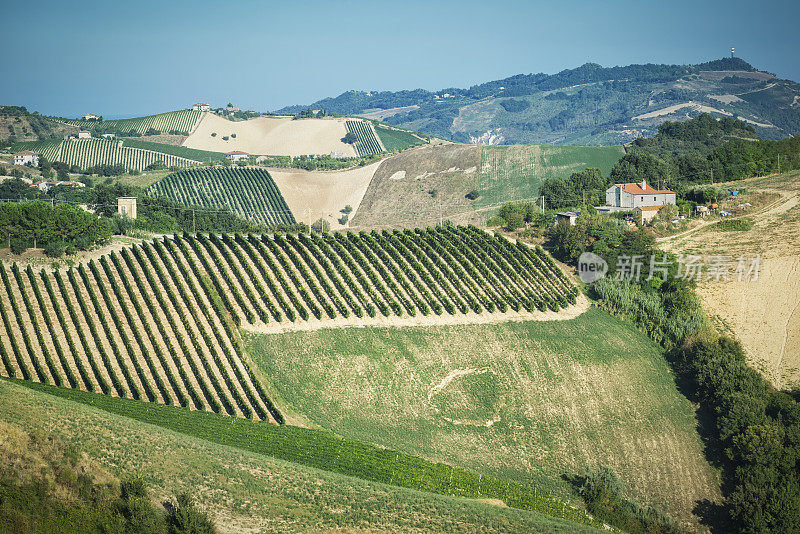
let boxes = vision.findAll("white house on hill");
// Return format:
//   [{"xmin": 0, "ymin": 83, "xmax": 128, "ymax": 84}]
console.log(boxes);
[
  {"xmin": 192, "ymin": 103, "xmax": 211, "ymax": 111},
  {"xmin": 83, "ymin": 113, "xmax": 99, "ymax": 120},
  {"xmin": 605, "ymin": 180, "xmax": 676, "ymax": 209},
  {"xmin": 225, "ymin": 151, "xmax": 249, "ymax": 163},
  {"xmin": 77, "ymin": 130, "xmax": 91, "ymax": 139},
  {"xmin": 14, "ymin": 151, "xmax": 39, "ymax": 166}
]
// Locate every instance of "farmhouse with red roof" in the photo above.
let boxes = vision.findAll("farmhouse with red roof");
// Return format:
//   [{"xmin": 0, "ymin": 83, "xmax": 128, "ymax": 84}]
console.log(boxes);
[
  {"xmin": 13, "ymin": 150, "xmax": 39, "ymax": 166},
  {"xmin": 225, "ymin": 150, "xmax": 249, "ymax": 163},
  {"xmin": 606, "ymin": 180, "xmax": 676, "ymax": 209},
  {"xmin": 192, "ymin": 103, "xmax": 211, "ymax": 111}
]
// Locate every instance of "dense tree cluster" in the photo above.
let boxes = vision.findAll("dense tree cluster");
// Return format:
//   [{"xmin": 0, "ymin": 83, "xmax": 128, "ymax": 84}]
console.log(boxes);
[{"xmin": 0, "ymin": 201, "xmax": 110, "ymax": 254}]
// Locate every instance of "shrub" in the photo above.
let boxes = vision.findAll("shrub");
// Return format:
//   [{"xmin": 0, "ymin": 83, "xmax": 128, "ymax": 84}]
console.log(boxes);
[
  {"xmin": 44, "ymin": 240, "xmax": 65, "ymax": 258},
  {"xmin": 715, "ymin": 218, "xmax": 753, "ymax": 231},
  {"xmin": 487, "ymin": 216, "xmax": 505, "ymax": 227},
  {"xmin": 311, "ymin": 218, "xmax": 330, "ymax": 233},
  {"xmin": 222, "ymin": 136, "xmax": 229, "ymax": 141},
  {"xmin": 504, "ymin": 211, "xmax": 525, "ymax": 230},
  {"xmin": 210, "ymin": 132, "xmax": 217, "ymax": 137},
  {"xmin": 465, "ymin": 189, "xmax": 480, "ymax": 200},
  {"xmin": 10, "ymin": 238, "xmax": 27, "ymax": 254}
]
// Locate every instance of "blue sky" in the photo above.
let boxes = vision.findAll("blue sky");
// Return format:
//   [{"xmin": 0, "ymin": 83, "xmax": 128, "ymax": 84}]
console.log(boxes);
[{"xmin": 2, "ymin": 0, "xmax": 798, "ymax": 118}]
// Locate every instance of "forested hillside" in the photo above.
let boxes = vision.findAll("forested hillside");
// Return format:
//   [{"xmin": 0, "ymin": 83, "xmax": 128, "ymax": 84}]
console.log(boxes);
[{"xmin": 280, "ymin": 58, "xmax": 800, "ymax": 145}]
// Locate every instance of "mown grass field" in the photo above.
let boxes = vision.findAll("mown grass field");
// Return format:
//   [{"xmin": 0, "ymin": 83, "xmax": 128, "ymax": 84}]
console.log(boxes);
[
  {"xmin": 477, "ymin": 144, "xmax": 626, "ymax": 207},
  {"xmin": 122, "ymin": 138, "xmax": 226, "ymax": 162},
  {"xmin": 0, "ymin": 380, "xmax": 599, "ymax": 533},
  {"xmin": 248, "ymin": 307, "xmax": 720, "ymax": 526}
]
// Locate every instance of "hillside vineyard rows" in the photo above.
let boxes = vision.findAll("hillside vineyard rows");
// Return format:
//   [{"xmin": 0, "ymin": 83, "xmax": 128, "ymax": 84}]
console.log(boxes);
[
  {"xmin": 159, "ymin": 226, "xmax": 579, "ymax": 326},
  {"xmin": 54, "ymin": 138, "xmax": 198, "ymax": 171},
  {"xmin": 144, "ymin": 167, "xmax": 296, "ymax": 226},
  {"xmin": 64, "ymin": 109, "xmax": 204, "ymax": 135},
  {"xmin": 345, "ymin": 120, "xmax": 383, "ymax": 156},
  {"xmin": 0, "ymin": 240, "xmax": 282, "ymax": 423}
]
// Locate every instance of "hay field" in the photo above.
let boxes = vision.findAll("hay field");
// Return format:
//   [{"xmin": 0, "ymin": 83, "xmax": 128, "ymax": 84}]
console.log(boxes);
[
  {"xmin": 269, "ymin": 160, "xmax": 382, "ymax": 229},
  {"xmin": 248, "ymin": 307, "xmax": 720, "ymax": 527},
  {"xmin": 661, "ymin": 171, "xmax": 800, "ymax": 389},
  {"xmin": 183, "ymin": 114, "xmax": 358, "ymax": 157},
  {"xmin": 350, "ymin": 144, "xmax": 483, "ymax": 229},
  {"xmin": 0, "ymin": 380, "xmax": 597, "ymax": 534}
]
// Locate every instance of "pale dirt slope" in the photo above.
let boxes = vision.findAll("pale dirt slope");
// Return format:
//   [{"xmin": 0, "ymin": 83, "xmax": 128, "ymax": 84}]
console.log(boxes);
[
  {"xmin": 268, "ymin": 161, "xmax": 383, "ymax": 230},
  {"xmin": 661, "ymin": 171, "xmax": 800, "ymax": 389},
  {"xmin": 183, "ymin": 114, "xmax": 358, "ymax": 157}
]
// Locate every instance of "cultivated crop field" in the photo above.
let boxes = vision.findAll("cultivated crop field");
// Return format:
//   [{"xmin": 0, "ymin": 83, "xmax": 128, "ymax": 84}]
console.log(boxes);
[
  {"xmin": 164, "ymin": 226, "xmax": 579, "ymax": 330},
  {"xmin": 64, "ymin": 110, "xmax": 204, "ymax": 135},
  {"xmin": 345, "ymin": 120, "xmax": 384, "ymax": 156},
  {"xmin": 0, "ymin": 380, "xmax": 601, "ymax": 533},
  {"xmin": 0, "ymin": 238, "xmax": 282, "ymax": 423},
  {"xmin": 13, "ymin": 138, "xmax": 199, "ymax": 171},
  {"xmin": 477, "ymin": 144, "xmax": 626, "ymax": 207},
  {"xmin": 145, "ymin": 167, "xmax": 296, "ymax": 226},
  {"xmin": 122, "ymin": 138, "xmax": 226, "ymax": 163},
  {"xmin": 248, "ymin": 307, "xmax": 721, "ymax": 527}
]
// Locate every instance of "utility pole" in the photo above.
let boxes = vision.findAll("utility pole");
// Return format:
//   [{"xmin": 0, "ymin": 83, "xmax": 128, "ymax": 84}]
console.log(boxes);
[{"xmin": 541, "ymin": 195, "xmax": 545, "ymax": 213}]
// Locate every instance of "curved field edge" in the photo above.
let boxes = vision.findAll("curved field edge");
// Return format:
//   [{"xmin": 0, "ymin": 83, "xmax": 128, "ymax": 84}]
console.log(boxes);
[
  {"xmin": 246, "ymin": 306, "xmax": 721, "ymax": 527},
  {"xmin": 2, "ymin": 378, "xmax": 604, "ymax": 530}
]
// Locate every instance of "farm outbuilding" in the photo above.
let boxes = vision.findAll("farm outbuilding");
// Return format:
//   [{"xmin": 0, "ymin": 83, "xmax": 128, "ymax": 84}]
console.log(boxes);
[
  {"xmin": 634, "ymin": 205, "xmax": 663, "ymax": 224},
  {"xmin": 556, "ymin": 212, "xmax": 579, "ymax": 226},
  {"xmin": 192, "ymin": 103, "xmax": 211, "ymax": 111},
  {"xmin": 77, "ymin": 130, "xmax": 91, "ymax": 139},
  {"xmin": 117, "ymin": 197, "xmax": 137, "ymax": 219}
]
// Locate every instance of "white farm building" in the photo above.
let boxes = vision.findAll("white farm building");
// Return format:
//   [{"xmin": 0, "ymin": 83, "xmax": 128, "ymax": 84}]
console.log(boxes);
[
  {"xmin": 605, "ymin": 180, "xmax": 676, "ymax": 209},
  {"xmin": 225, "ymin": 150, "xmax": 249, "ymax": 163},
  {"xmin": 192, "ymin": 103, "xmax": 211, "ymax": 111},
  {"xmin": 13, "ymin": 151, "xmax": 39, "ymax": 166}
]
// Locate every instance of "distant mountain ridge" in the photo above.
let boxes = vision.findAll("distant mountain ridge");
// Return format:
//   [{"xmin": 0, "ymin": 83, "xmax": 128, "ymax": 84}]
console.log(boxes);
[{"xmin": 278, "ymin": 58, "xmax": 800, "ymax": 146}]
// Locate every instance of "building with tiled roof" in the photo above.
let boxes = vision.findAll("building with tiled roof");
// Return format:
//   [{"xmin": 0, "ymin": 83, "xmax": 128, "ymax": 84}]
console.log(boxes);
[
  {"xmin": 192, "ymin": 103, "xmax": 211, "ymax": 111},
  {"xmin": 606, "ymin": 180, "xmax": 676, "ymax": 209},
  {"xmin": 224, "ymin": 150, "xmax": 249, "ymax": 162}
]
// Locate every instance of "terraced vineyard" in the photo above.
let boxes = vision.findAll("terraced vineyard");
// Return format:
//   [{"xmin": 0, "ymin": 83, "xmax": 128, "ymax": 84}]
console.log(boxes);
[
  {"xmin": 345, "ymin": 120, "xmax": 383, "ymax": 156},
  {"xmin": 144, "ymin": 167, "xmax": 295, "ymax": 226},
  {"xmin": 182, "ymin": 226, "xmax": 578, "ymax": 327},
  {"xmin": 0, "ymin": 242, "xmax": 282, "ymax": 423},
  {"xmin": 64, "ymin": 110, "xmax": 204, "ymax": 135}
]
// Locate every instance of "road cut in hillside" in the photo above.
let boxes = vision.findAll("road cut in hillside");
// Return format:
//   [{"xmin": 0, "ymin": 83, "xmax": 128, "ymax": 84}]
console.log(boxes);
[{"xmin": 183, "ymin": 113, "xmax": 358, "ymax": 157}]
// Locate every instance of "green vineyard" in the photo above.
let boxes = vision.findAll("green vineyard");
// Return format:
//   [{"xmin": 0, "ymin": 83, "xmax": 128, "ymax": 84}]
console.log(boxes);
[
  {"xmin": 64, "ymin": 110, "xmax": 204, "ymax": 135},
  {"xmin": 162, "ymin": 226, "xmax": 578, "ymax": 326},
  {"xmin": 145, "ymin": 167, "xmax": 296, "ymax": 226},
  {"xmin": 0, "ymin": 239, "xmax": 282, "ymax": 423},
  {"xmin": 0, "ymin": 227, "xmax": 576, "ymax": 425},
  {"xmin": 345, "ymin": 120, "xmax": 383, "ymax": 156}
]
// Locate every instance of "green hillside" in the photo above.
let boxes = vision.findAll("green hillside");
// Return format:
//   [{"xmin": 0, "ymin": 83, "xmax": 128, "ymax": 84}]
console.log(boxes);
[
  {"xmin": 145, "ymin": 167, "xmax": 295, "ymax": 226},
  {"xmin": 0, "ymin": 380, "xmax": 600, "ymax": 533},
  {"xmin": 477, "ymin": 144, "xmax": 626, "ymax": 207},
  {"xmin": 247, "ymin": 307, "xmax": 719, "ymax": 525},
  {"xmin": 374, "ymin": 123, "xmax": 428, "ymax": 152},
  {"xmin": 280, "ymin": 58, "xmax": 800, "ymax": 144}
]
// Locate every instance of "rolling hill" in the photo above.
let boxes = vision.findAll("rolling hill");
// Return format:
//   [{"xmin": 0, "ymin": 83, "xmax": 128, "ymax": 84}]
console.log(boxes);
[{"xmin": 279, "ymin": 57, "xmax": 800, "ymax": 145}]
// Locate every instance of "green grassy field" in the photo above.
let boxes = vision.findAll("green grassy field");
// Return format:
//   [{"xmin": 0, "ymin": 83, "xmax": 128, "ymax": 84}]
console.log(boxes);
[
  {"xmin": 477, "ymin": 144, "xmax": 626, "ymax": 207},
  {"xmin": 247, "ymin": 307, "xmax": 719, "ymax": 526},
  {"xmin": 374, "ymin": 124, "xmax": 428, "ymax": 152},
  {"xmin": 0, "ymin": 381, "xmax": 598, "ymax": 533}
]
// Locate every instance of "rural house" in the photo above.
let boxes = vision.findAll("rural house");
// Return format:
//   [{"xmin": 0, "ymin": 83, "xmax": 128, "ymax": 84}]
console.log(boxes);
[
  {"xmin": 634, "ymin": 205, "xmax": 664, "ymax": 224},
  {"xmin": 225, "ymin": 150, "xmax": 249, "ymax": 163},
  {"xmin": 117, "ymin": 197, "xmax": 137, "ymax": 219},
  {"xmin": 605, "ymin": 180, "xmax": 676, "ymax": 209},
  {"xmin": 192, "ymin": 103, "xmax": 211, "ymax": 111},
  {"xmin": 77, "ymin": 130, "xmax": 91, "ymax": 139},
  {"xmin": 13, "ymin": 150, "xmax": 39, "ymax": 166},
  {"xmin": 82, "ymin": 113, "xmax": 99, "ymax": 120}
]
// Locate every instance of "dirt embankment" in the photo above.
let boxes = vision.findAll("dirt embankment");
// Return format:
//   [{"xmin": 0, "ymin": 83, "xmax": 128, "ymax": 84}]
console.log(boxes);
[{"xmin": 661, "ymin": 172, "xmax": 800, "ymax": 389}]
